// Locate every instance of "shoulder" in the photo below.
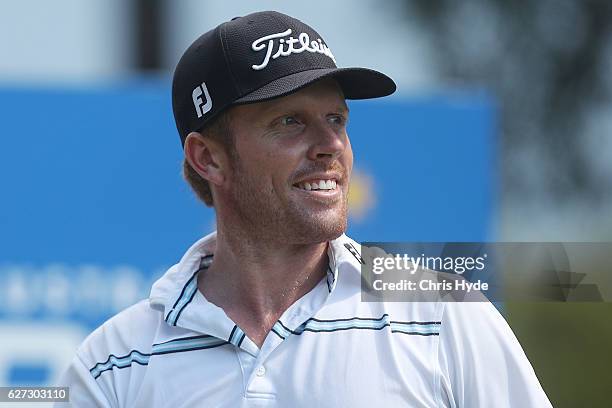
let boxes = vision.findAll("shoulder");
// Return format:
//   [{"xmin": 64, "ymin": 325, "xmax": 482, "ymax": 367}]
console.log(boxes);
[
  {"xmin": 436, "ymin": 301, "xmax": 533, "ymax": 370},
  {"xmin": 438, "ymin": 301, "xmax": 511, "ymax": 342},
  {"xmin": 55, "ymin": 300, "xmax": 166, "ymax": 407},
  {"xmin": 436, "ymin": 301, "xmax": 552, "ymax": 407},
  {"xmin": 75, "ymin": 299, "xmax": 162, "ymax": 379}
]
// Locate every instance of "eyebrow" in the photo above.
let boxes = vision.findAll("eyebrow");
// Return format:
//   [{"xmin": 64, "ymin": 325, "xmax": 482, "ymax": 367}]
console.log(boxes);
[{"xmin": 257, "ymin": 100, "xmax": 350, "ymax": 118}]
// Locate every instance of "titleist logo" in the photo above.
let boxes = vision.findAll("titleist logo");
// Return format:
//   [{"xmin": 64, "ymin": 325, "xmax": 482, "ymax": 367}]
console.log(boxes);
[{"xmin": 251, "ymin": 29, "xmax": 336, "ymax": 71}]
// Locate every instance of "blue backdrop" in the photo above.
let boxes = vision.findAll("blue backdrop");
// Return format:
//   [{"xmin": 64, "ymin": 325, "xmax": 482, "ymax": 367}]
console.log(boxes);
[{"xmin": 0, "ymin": 80, "xmax": 495, "ymax": 385}]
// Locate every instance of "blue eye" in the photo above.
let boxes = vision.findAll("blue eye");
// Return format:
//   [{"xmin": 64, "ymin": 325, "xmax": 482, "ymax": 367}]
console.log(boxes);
[
  {"xmin": 328, "ymin": 114, "xmax": 346, "ymax": 126},
  {"xmin": 281, "ymin": 116, "xmax": 298, "ymax": 126}
]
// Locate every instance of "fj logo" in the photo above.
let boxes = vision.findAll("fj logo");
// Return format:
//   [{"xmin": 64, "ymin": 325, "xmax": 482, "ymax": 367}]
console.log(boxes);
[{"xmin": 192, "ymin": 82, "xmax": 212, "ymax": 118}]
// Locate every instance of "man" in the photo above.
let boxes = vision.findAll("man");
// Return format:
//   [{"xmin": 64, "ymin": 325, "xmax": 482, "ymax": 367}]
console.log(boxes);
[{"xmin": 59, "ymin": 11, "xmax": 552, "ymax": 407}]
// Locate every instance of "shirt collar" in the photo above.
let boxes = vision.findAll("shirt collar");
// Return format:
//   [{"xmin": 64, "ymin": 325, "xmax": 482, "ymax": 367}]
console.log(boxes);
[
  {"xmin": 149, "ymin": 230, "xmax": 217, "ymax": 314},
  {"xmin": 149, "ymin": 231, "xmax": 363, "ymax": 332}
]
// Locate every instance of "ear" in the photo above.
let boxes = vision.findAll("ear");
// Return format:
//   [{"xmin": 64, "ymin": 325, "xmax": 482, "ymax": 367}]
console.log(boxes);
[{"xmin": 184, "ymin": 132, "xmax": 228, "ymax": 186}]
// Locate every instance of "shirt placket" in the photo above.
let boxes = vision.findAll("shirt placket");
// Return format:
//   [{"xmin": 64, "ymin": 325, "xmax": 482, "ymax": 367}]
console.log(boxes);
[
  {"xmin": 240, "ymin": 273, "xmax": 335, "ymax": 401},
  {"xmin": 169, "ymin": 252, "xmax": 339, "ymax": 404}
]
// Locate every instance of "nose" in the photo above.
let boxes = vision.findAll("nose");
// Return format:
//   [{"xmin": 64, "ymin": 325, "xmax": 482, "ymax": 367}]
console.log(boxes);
[{"xmin": 306, "ymin": 120, "xmax": 348, "ymax": 162}]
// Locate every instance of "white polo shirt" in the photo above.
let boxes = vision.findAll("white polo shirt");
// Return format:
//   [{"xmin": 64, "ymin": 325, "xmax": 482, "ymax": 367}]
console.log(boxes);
[{"xmin": 57, "ymin": 232, "xmax": 551, "ymax": 407}]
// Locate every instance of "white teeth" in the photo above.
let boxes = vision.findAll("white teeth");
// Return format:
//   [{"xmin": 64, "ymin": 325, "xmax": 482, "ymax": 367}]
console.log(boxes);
[{"xmin": 296, "ymin": 179, "xmax": 337, "ymax": 191}]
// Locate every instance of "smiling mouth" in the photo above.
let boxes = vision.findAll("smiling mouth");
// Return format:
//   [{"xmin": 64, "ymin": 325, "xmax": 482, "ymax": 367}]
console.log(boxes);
[{"xmin": 293, "ymin": 179, "xmax": 338, "ymax": 191}]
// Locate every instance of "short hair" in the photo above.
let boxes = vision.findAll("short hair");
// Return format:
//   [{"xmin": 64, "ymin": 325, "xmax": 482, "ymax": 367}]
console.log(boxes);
[{"xmin": 182, "ymin": 110, "xmax": 234, "ymax": 207}]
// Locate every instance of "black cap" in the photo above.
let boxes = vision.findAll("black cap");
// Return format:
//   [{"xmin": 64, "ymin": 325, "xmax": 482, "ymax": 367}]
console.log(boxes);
[{"xmin": 172, "ymin": 11, "xmax": 396, "ymax": 145}]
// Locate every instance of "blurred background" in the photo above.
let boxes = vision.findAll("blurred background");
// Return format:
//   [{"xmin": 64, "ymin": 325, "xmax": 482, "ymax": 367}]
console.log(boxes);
[{"xmin": 0, "ymin": 0, "xmax": 610, "ymax": 406}]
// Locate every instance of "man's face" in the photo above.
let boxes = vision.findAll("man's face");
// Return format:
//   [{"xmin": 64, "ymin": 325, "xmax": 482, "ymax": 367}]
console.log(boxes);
[{"xmin": 223, "ymin": 79, "xmax": 353, "ymax": 245}]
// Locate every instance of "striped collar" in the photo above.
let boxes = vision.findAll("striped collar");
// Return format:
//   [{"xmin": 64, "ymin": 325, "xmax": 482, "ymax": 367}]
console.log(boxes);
[{"xmin": 148, "ymin": 232, "xmax": 361, "ymax": 350}]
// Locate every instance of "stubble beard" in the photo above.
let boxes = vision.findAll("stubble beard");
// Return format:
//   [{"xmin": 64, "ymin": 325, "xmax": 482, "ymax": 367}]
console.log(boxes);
[{"xmin": 230, "ymin": 161, "xmax": 348, "ymax": 246}]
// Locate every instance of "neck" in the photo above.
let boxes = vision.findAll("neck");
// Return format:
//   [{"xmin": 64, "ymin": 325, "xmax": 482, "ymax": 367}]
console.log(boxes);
[{"xmin": 198, "ymin": 220, "xmax": 330, "ymax": 346}]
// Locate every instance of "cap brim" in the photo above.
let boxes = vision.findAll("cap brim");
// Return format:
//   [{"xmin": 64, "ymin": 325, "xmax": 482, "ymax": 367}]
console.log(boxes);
[{"xmin": 234, "ymin": 67, "xmax": 396, "ymax": 104}]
